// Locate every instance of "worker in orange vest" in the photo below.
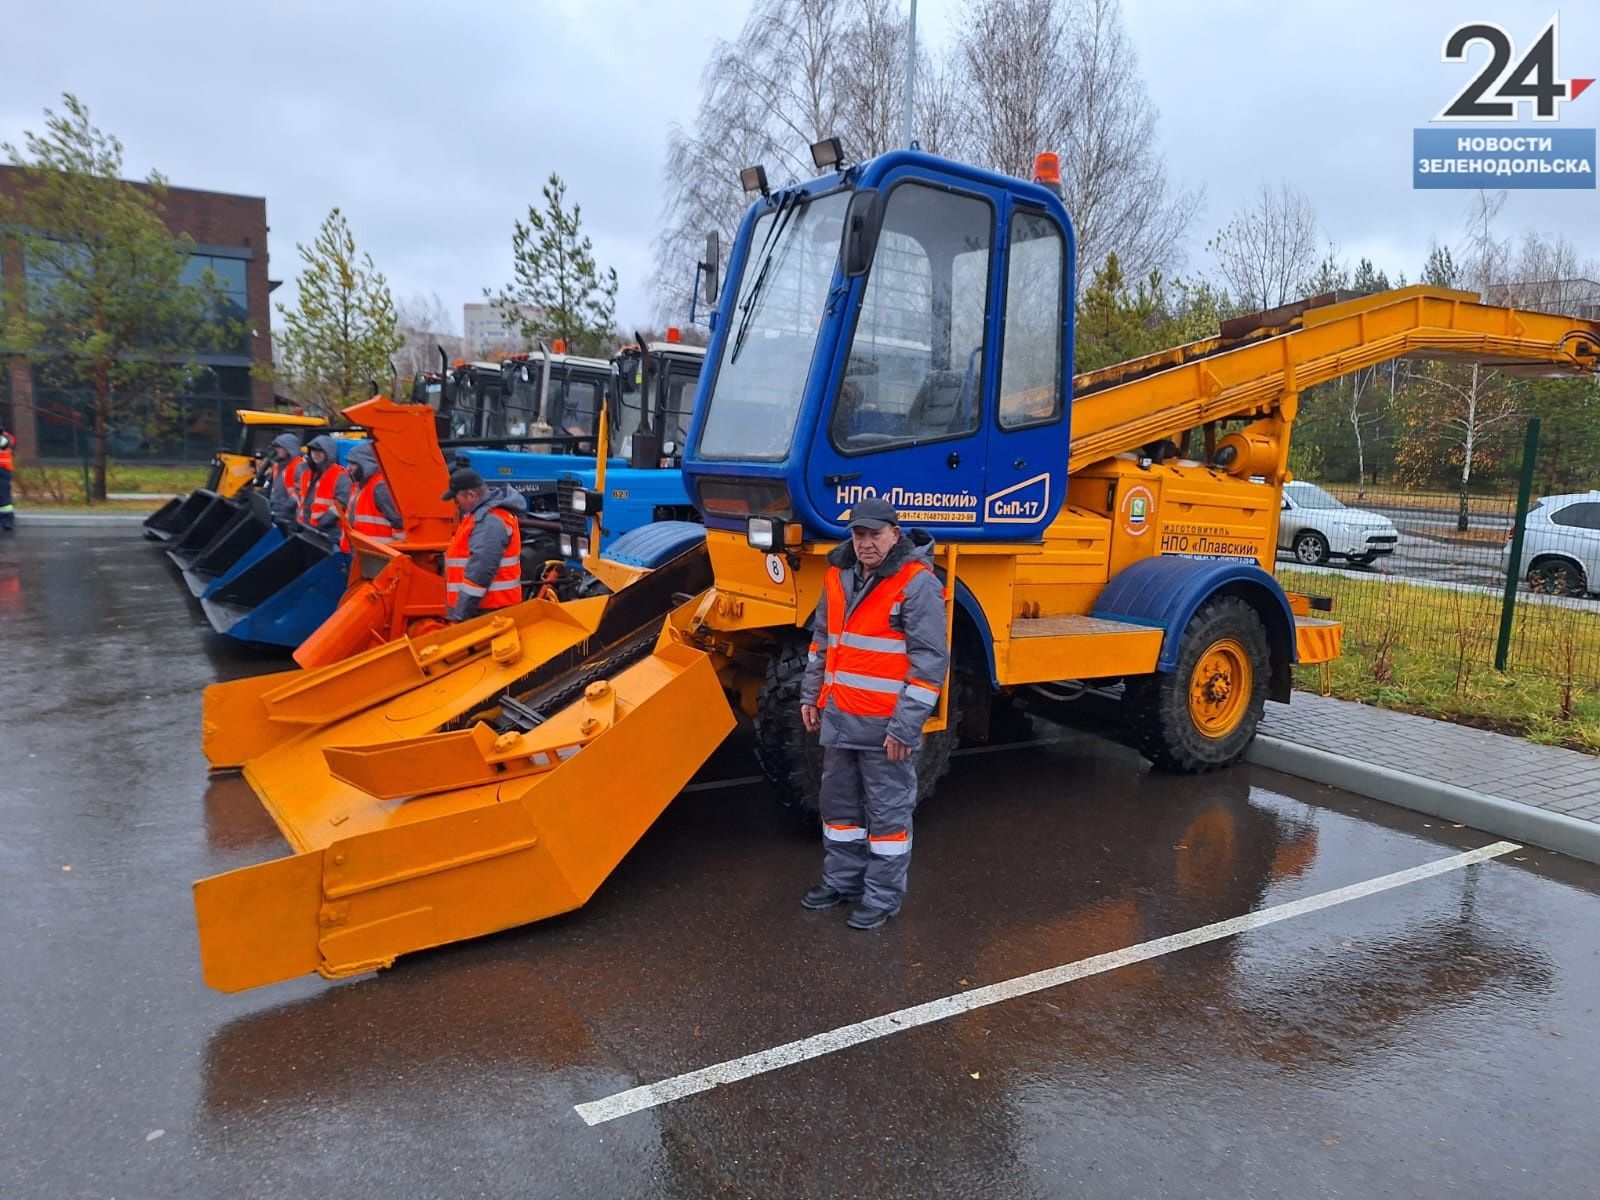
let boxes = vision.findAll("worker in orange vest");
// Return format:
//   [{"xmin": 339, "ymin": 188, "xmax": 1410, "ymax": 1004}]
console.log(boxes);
[
  {"xmin": 296, "ymin": 434, "xmax": 350, "ymax": 539},
  {"xmin": 799, "ymin": 496, "xmax": 949, "ymax": 930},
  {"xmin": 441, "ymin": 467, "xmax": 527, "ymax": 621},
  {"xmin": 265, "ymin": 433, "xmax": 305, "ymax": 529},
  {"xmin": 341, "ymin": 442, "xmax": 402, "ymax": 550},
  {"xmin": 0, "ymin": 422, "xmax": 15, "ymax": 532}
]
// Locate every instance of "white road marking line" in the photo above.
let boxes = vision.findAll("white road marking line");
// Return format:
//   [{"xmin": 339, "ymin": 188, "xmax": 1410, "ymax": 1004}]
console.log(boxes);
[
  {"xmin": 574, "ymin": 839, "xmax": 1519, "ymax": 1126},
  {"xmin": 680, "ymin": 737, "xmax": 1067, "ymax": 793}
]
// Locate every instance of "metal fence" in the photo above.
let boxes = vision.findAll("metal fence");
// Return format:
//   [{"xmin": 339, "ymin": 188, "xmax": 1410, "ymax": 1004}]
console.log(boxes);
[{"xmin": 1273, "ymin": 416, "xmax": 1600, "ymax": 693}]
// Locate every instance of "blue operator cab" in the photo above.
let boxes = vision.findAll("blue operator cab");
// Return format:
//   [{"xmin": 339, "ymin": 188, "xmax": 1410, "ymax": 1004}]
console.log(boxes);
[{"xmin": 680, "ymin": 145, "xmax": 1075, "ymax": 545}]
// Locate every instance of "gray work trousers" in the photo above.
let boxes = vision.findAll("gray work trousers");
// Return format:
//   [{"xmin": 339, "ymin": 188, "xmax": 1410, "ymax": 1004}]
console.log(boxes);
[{"xmin": 819, "ymin": 745, "xmax": 918, "ymax": 911}]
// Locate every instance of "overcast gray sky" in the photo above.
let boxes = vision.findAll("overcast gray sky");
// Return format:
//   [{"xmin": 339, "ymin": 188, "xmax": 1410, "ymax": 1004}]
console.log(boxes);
[{"xmin": 1, "ymin": 0, "xmax": 1595, "ymax": 334}]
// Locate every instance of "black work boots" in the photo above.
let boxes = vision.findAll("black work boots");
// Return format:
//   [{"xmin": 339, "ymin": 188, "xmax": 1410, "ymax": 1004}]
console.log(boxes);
[
  {"xmin": 845, "ymin": 904, "xmax": 898, "ymax": 931},
  {"xmin": 801, "ymin": 885, "xmax": 858, "ymax": 910},
  {"xmin": 802, "ymin": 885, "xmax": 899, "ymax": 930}
]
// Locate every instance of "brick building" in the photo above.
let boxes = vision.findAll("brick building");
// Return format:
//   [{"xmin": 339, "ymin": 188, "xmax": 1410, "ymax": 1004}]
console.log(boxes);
[{"xmin": 0, "ymin": 165, "xmax": 275, "ymax": 463}]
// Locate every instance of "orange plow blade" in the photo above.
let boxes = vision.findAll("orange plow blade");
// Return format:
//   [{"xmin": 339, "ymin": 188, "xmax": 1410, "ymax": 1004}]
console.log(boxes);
[{"xmin": 194, "ymin": 636, "xmax": 733, "ymax": 992}]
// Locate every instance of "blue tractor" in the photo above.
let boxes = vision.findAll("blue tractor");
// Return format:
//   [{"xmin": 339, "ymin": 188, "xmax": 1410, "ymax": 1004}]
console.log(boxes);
[{"xmin": 554, "ymin": 336, "xmax": 705, "ymax": 568}]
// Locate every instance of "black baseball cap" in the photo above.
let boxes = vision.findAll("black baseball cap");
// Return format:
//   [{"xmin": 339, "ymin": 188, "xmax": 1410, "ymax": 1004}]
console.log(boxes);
[
  {"xmin": 441, "ymin": 467, "xmax": 487, "ymax": 500},
  {"xmin": 846, "ymin": 496, "xmax": 899, "ymax": 530}
]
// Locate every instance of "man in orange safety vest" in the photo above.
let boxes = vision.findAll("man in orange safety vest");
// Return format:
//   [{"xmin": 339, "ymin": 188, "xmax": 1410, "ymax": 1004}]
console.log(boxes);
[
  {"xmin": 296, "ymin": 434, "xmax": 350, "ymax": 537},
  {"xmin": 799, "ymin": 496, "xmax": 949, "ymax": 930},
  {"xmin": 341, "ymin": 442, "xmax": 403, "ymax": 550},
  {"xmin": 441, "ymin": 466, "xmax": 527, "ymax": 621}
]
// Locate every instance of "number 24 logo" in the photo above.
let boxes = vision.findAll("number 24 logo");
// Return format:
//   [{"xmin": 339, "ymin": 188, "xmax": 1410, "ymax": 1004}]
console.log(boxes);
[{"xmin": 1436, "ymin": 15, "xmax": 1593, "ymax": 122}]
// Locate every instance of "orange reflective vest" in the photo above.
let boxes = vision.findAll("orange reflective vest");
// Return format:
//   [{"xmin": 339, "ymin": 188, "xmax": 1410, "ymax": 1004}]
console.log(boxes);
[
  {"xmin": 444, "ymin": 507, "xmax": 522, "ymax": 611},
  {"xmin": 815, "ymin": 559, "xmax": 942, "ymax": 718},
  {"xmin": 342, "ymin": 474, "xmax": 400, "ymax": 551},
  {"xmin": 0, "ymin": 431, "xmax": 14, "ymax": 470},
  {"xmin": 277, "ymin": 456, "xmax": 303, "ymax": 494},
  {"xmin": 298, "ymin": 463, "xmax": 347, "ymax": 526}
]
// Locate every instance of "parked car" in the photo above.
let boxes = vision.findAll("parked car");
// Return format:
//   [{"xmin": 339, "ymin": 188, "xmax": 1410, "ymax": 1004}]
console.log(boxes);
[
  {"xmin": 1503, "ymin": 490, "xmax": 1600, "ymax": 597},
  {"xmin": 1278, "ymin": 480, "xmax": 1399, "ymax": 566}
]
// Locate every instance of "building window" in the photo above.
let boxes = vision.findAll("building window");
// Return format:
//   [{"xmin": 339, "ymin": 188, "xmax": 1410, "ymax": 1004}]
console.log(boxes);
[{"xmin": 182, "ymin": 253, "xmax": 251, "ymax": 354}]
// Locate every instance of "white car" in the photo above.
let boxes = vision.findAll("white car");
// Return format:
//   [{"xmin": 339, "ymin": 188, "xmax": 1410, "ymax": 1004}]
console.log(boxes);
[
  {"xmin": 1503, "ymin": 490, "xmax": 1600, "ymax": 597},
  {"xmin": 1278, "ymin": 480, "xmax": 1399, "ymax": 566}
]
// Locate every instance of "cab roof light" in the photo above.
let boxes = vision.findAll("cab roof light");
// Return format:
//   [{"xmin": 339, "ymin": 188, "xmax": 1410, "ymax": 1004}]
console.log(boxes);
[
  {"xmin": 1032, "ymin": 152, "xmax": 1063, "ymax": 195},
  {"xmin": 552, "ymin": 338, "xmax": 567, "ymax": 355},
  {"xmin": 740, "ymin": 165, "xmax": 769, "ymax": 197},
  {"xmin": 452, "ymin": 357, "xmax": 467, "ymax": 369},
  {"xmin": 665, "ymin": 326, "xmax": 681, "ymax": 343},
  {"xmin": 810, "ymin": 137, "xmax": 845, "ymax": 172}
]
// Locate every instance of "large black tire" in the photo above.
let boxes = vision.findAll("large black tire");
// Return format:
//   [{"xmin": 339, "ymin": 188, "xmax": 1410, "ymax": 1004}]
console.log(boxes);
[
  {"xmin": 1122, "ymin": 596, "xmax": 1271, "ymax": 773},
  {"xmin": 753, "ymin": 637, "xmax": 956, "ymax": 820}
]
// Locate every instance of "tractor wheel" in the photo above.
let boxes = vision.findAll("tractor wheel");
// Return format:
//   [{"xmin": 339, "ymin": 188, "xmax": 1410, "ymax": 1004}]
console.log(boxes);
[
  {"xmin": 753, "ymin": 636, "xmax": 956, "ymax": 821},
  {"xmin": 1122, "ymin": 596, "xmax": 1271, "ymax": 772}
]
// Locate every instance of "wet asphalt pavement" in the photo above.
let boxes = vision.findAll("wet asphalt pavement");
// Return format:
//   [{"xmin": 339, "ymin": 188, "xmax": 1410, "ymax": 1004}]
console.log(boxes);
[{"xmin": 4, "ymin": 528, "xmax": 1600, "ymax": 1199}]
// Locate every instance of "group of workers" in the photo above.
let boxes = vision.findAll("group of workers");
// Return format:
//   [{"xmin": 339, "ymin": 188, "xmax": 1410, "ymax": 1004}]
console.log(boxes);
[{"xmin": 263, "ymin": 437, "xmax": 527, "ymax": 624}]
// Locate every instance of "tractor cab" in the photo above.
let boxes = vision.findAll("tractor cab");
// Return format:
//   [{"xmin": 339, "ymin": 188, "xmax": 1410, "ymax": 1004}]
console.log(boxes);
[
  {"xmin": 500, "ymin": 344, "xmax": 614, "ymax": 452},
  {"xmin": 611, "ymin": 332, "xmax": 706, "ymax": 467},
  {"xmin": 440, "ymin": 359, "xmax": 510, "ymax": 442},
  {"xmin": 408, "ymin": 369, "xmax": 446, "ymax": 413},
  {"xmin": 682, "ymin": 146, "xmax": 1075, "ymax": 545}
]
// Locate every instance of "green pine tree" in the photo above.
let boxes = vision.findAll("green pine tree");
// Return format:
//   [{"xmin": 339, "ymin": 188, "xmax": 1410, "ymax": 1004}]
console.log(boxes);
[
  {"xmin": 267, "ymin": 208, "xmax": 403, "ymax": 418},
  {"xmin": 490, "ymin": 173, "xmax": 618, "ymax": 358},
  {"xmin": 0, "ymin": 95, "xmax": 227, "ymax": 500}
]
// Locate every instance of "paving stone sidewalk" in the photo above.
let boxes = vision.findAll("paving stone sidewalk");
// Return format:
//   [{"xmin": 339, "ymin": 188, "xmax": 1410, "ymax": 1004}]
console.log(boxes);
[{"xmin": 1260, "ymin": 691, "xmax": 1600, "ymax": 824}]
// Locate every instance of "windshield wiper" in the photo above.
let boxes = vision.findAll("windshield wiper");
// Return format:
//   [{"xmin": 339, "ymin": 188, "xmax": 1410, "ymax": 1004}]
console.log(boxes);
[{"xmin": 728, "ymin": 189, "xmax": 803, "ymax": 366}]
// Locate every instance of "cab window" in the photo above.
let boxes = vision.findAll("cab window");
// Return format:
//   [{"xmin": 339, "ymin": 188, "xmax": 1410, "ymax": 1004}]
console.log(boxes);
[
  {"xmin": 831, "ymin": 183, "xmax": 992, "ymax": 454},
  {"xmin": 998, "ymin": 210, "xmax": 1066, "ymax": 430}
]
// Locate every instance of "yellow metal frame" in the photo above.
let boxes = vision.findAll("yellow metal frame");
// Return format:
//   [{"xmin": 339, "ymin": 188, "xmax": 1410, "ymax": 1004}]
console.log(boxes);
[{"xmin": 236, "ymin": 410, "xmax": 329, "ymax": 429}]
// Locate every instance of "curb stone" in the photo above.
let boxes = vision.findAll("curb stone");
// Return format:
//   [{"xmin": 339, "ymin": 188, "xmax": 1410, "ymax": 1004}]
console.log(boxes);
[{"xmin": 1246, "ymin": 734, "xmax": 1600, "ymax": 865}]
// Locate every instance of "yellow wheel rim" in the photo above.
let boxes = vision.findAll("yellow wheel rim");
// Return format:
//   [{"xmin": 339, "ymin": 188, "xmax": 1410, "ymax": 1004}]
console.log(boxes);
[{"xmin": 1188, "ymin": 637, "xmax": 1251, "ymax": 738}]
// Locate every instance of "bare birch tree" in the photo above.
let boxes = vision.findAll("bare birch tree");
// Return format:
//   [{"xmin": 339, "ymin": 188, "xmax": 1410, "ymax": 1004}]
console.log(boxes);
[
  {"xmin": 657, "ymin": 0, "xmax": 1194, "ymax": 314},
  {"xmin": 1499, "ymin": 233, "xmax": 1600, "ymax": 313},
  {"xmin": 951, "ymin": 0, "xmax": 1196, "ymax": 289},
  {"xmin": 653, "ymin": 0, "xmax": 847, "ymax": 323},
  {"xmin": 1055, "ymin": 0, "xmax": 1199, "ymax": 288},
  {"xmin": 955, "ymin": 0, "xmax": 1071, "ymax": 178},
  {"xmin": 654, "ymin": 0, "xmax": 964, "ymax": 321},
  {"xmin": 1207, "ymin": 182, "xmax": 1320, "ymax": 311},
  {"xmin": 1429, "ymin": 189, "xmax": 1521, "ymax": 530}
]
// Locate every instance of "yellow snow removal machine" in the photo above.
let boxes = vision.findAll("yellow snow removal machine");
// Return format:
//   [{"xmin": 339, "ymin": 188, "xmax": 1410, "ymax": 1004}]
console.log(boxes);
[{"xmin": 194, "ymin": 145, "xmax": 1600, "ymax": 991}]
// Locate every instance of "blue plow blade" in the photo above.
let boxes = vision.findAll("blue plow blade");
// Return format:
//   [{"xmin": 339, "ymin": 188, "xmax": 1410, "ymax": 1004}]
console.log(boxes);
[
  {"xmin": 199, "ymin": 526, "xmax": 286, "ymax": 600},
  {"xmin": 208, "ymin": 551, "xmax": 352, "ymax": 648}
]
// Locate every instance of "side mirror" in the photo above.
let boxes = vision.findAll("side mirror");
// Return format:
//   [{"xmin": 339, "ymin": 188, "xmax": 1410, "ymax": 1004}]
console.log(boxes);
[
  {"xmin": 842, "ymin": 189, "xmax": 883, "ymax": 278},
  {"xmin": 701, "ymin": 231, "xmax": 721, "ymax": 305}
]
